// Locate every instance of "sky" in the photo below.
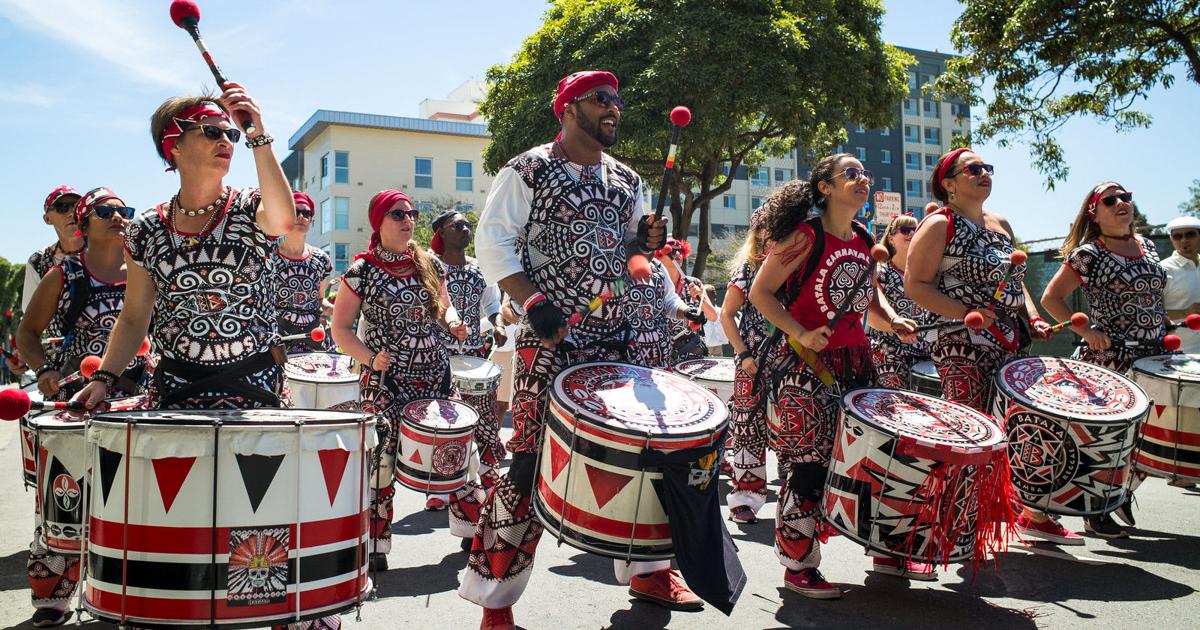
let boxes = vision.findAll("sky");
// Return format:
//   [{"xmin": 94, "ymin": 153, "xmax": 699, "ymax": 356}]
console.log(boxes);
[{"xmin": 0, "ymin": 0, "xmax": 1195, "ymax": 262}]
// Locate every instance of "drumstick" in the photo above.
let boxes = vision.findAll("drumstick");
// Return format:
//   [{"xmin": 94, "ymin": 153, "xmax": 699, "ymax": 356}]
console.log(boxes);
[
  {"xmin": 630, "ymin": 106, "xmax": 691, "ymax": 282},
  {"xmin": 991, "ymin": 250, "xmax": 1028, "ymax": 302},
  {"xmin": 279, "ymin": 328, "xmax": 327, "ymax": 343},
  {"xmin": 1048, "ymin": 312, "xmax": 1089, "ymax": 334},
  {"xmin": 168, "ymin": 0, "xmax": 256, "ymax": 134},
  {"xmin": 54, "ymin": 356, "xmax": 102, "ymax": 389},
  {"xmin": 0, "ymin": 389, "xmax": 86, "ymax": 420},
  {"xmin": 1166, "ymin": 314, "xmax": 1200, "ymax": 332}
]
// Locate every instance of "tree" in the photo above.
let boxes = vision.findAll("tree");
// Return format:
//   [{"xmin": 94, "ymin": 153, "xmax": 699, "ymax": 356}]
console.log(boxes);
[
  {"xmin": 934, "ymin": 1, "xmax": 1200, "ymax": 188},
  {"xmin": 1182, "ymin": 178, "xmax": 1200, "ymax": 217},
  {"xmin": 479, "ymin": 0, "xmax": 910, "ymax": 277}
]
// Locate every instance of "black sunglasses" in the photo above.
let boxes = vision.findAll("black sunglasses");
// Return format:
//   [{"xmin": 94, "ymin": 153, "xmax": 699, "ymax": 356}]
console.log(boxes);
[
  {"xmin": 49, "ymin": 200, "xmax": 77, "ymax": 214},
  {"xmin": 1099, "ymin": 191, "xmax": 1133, "ymax": 207},
  {"xmin": 1171, "ymin": 230, "xmax": 1199, "ymax": 241},
  {"xmin": 954, "ymin": 163, "xmax": 995, "ymax": 177},
  {"xmin": 387, "ymin": 209, "xmax": 420, "ymax": 221},
  {"xmin": 92, "ymin": 206, "xmax": 135, "ymax": 220},
  {"xmin": 180, "ymin": 120, "xmax": 241, "ymax": 144},
  {"xmin": 296, "ymin": 209, "xmax": 314, "ymax": 218},
  {"xmin": 447, "ymin": 219, "xmax": 471, "ymax": 230},
  {"xmin": 896, "ymin": 226, "xmax": 916, "ymax": 236},
  {"xmin": 572, "ymin": 91, "xmax": 625, "ymax": 111}
]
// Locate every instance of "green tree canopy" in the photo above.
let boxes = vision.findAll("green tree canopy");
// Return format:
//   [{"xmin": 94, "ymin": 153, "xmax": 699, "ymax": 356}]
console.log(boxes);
[
  {"xmin": 934, "ymin": 0, "xmax": 1200, "ymax": 188},
  {"xmin": 480, "ymin": 0, "xmax": 911, "ymax": 277},
  {"xmin": 1182, "ymin": 178, "xmax": 1200, "ymax": 217}
]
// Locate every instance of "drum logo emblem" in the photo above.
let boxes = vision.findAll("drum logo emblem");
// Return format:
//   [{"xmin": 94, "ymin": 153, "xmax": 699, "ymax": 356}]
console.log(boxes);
[
  {"xmin": 1006, "ymin": 414, "xmax": 1079, "ymax": 496},
  {"xmin": 227, "ymin": 526, "xmax": 289, "ymax": 606},
  {"xmin": 433, "ymin": 441, "xmax": 467, "ymax": 476},
  {"xmin": 688, "ymin": 449, "xmax": 720, "ymax": 491},
  {"xmin": 52, "ymin": 474, "xmax": 80, "ymax": 513}
]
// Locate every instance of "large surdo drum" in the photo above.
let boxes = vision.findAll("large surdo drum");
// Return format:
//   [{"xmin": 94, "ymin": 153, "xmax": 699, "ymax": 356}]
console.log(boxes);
[{"xmin": 1131, "ymin": 354, "xmax": 1200, "ymax": 483}]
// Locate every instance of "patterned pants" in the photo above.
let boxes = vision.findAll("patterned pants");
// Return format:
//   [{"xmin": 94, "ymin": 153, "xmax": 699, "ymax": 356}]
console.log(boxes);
[
  {"xmin": 765, "ymin": 343, "xmax": 873, "ymax": 570},
  {"xmin": 727, "ymin": 366, "xmax": 768, "ymax": 513},
  {"xmin": 459, "ymin": 329, "xmax": 630, "ymax": 609},
  {"xmin": 28, "ymin": 526, "xmax": 80, "ymax": 612},
  {"xmin": 929, "ymin": 327, "xmax": 1014, "ymax": 414}
]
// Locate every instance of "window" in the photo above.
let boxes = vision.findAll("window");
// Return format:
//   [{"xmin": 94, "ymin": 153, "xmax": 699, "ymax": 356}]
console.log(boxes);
[
  {"xmin": 855, "ymin": 124, "xmax": 866, "ymax": 133},
  {"xmin": 722, "ymin": 164, "xmax": 731, "ymax": 177},
  {"xmin": 904, "ymin": 125, "xmax": 919, "ymax": 143},
  {"xmin": 880, "ymin": 126, "xmax": 891, "ymax": 136},
  {"xmin": 414, "ymin": 158, "xmax": 432, "ymax": 189},
  {"xmin": 906, "ymin": 179, "xmax": 922, "ymax": 195},
  {"xmin": 924, "ymin": 154, "xmax": 937, "ymax": 171},
  {"xmin": 456, "ymin": 160, "xmax": 473, "ymax": 192},
  {"xmin": 855, "ymin": 147, "xmax": 867, "ymax": 161},
  {"xmin": 924, "ymin": 127, "xmax": 940, "ymax": 145},
  {"xmin": 881, "ymin": 176, "xmax": 893, "ymax": 191},
  {"xmin": 904, "ymin": 99, "xmax": 916, "ymax": 115},
  {"xmin": 334, "ymin": 151, "xmax": 349, "ymax": 184},
  {"xmin": 415, "ymin": 201, "xmax": 434, "ymax": 212},
  {"xmin": 908, "ymin": 71, "xmax": 918, "ymax": 89},
  {"xmin": 907, "ymin": 206, "xmax": 924, "ymax": 216},
  {"xmin": 751, "ymin": 196, "xmax": 764, "ymax": 210},
  {"xmin": 880, "ymin": 149, "xmax": 892, "ymax": 164},
  {"xmin": 905, "ymin": 152, "xmax": 920, "ymax": 170},
  {"xmin": 320, "ymin": 198, "xmax": 332, "ymax": 233},
  {"xmin": 774, "ymin": 168, "xmax": 793, "ymax": 183},
  {"xmin": 320, "ymin": 153, "xmax": 330, "ymax": 189},
  {"xmin": 920, "ymin": 73, "xmax": 934, "ymax": 87},
  {"xmin": 334, "ymin": 197, "xmax": 350, "ymax": 230},
  {"xmin": 924, "ymin": 100, "xmax": 939, "ymax": 118},
  {"xmin": 334, "ymin": 243, "xmax": 349, "ymax": 273},
  {"xmin": 750, "ymin": 167, "xmax": 769, "ymax": 187},
  {"xmin": 723, "ymin": 195, "xmax": 737, "ymax": 209}
]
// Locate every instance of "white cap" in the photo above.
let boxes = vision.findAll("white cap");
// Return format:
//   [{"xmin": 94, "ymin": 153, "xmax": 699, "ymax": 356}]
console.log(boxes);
[{"xmin": 1166, "ymin": 217, "xmax": 1200, "ymax": 233}]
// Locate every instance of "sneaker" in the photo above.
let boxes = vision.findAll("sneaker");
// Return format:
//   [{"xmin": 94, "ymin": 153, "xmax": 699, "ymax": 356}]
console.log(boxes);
[
  {"xmin": 1168, "ymin": 478, "xmax": 1197, "ymax": 489},
  {"xmin": 870, "ymin": 556, "xmax": 938, "ymax": 581},
  {"xmin": 369, "ymin": 553, "xmax": 389, "ymax": 572},
  {"xmin": 629, "ymin": 569, "xmax": 704, "ymax": 610},
  {"xmin": 31, "ymin": 608, "xmax": 71, "ymax": 628},
  {"xmin": 1084, "ymin": 514, "xmax": 1129, "ymax": 539},
  {"xmin": 1015, "ymin": 515, "xmax": 1085, "ymax": 546},
  {"xmin": 480, "ymin": 606, "xmax": 515, "ymax": 630},
  {"xmin": 425, "ymin": 496, "xmax": 447, "ymax": 511},
  {"xmin": 783, "ymin": 568, "xmax": 841, "ymax": 599},
  {"xmin": 728, "ymin": 505, "xmax": 758, "ymax": 524},
  {"xmin": 1112, "ymin": 494, "xmax": 1136, "ymax": 528}
]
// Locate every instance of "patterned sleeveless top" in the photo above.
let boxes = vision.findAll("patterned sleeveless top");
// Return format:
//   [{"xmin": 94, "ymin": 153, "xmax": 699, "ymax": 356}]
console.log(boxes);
[
  {"xmin": 625, "ymin": 258, "xmax": 673, "ymax": 369},
  {"xmin": 274, "ymin": 244, "xmax": 332, "ymax": 343},
  {"xmin": 439, "ymin": 258, "xmax": 488, "ymax": 353},
  {"xmin": 868, "ymin": 262, "xmax": 930, "ymax": 357},
  {"xmin": 30, "ymin": 243, "xmax": 75, "ymax": 340},
  {"xmin": 508, "ymin": 144, "xmax": 642, "ymax": 346},
  {"xmin": 1066, "ymin": 236, "xmax": 1167, "ymax": 345},
  {"xmin": 783, "ymin": 222, "xmax": 872, "ymax": 350},
  {"xmin": 47, "ymin": 256, "xmax": 135, "ymax": 373},
  {"xmin": 728, "ymin": 261, "xmax": 769, "ymax": 354},
  {"xmin": 667, "ymin": 274, "xmax": 704, "ymax": 341}
]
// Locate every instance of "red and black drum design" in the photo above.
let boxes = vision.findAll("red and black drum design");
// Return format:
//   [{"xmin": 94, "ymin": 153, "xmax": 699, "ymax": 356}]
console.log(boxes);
[
  {"xmin": 824, "ymin": 388, "xmax": 1007, "ymax": 564},
  {"xmin": 394, "ymin": 398, "xmax": 478, "ymax": 494},
  {"xmin": 534, "ymin": 362, "xmax": 728, "ymax": 560},
  {"xmin": 1131, "ymin": 354, "xmax": 1200, "ymax": 483},
  {"xmin": 19, "ymin": 382, "xmax": 43, "ymax": 489},
  {"xmin": 84, "ymin": 408, "xmax": 375, "ymax": 628},
  {"xmin": 283, "ymin": 352, "xmax": 360, "ymax": 410},
  {"xmin": 995, "ymin": 356, "xmax": 1149, "ymax": 515},
  {"xmin": 673, "ymin": 357, "xmax": 736, "ymax": 402}
]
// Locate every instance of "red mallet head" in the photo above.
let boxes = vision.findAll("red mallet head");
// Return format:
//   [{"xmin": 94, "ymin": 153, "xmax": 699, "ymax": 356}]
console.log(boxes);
[
  {"xmin": 629, "ymin": 255, "xmax": 652, "ymax": 282},
  {"xmin": 870, "ymin": 244, "xmax": 890, "ymax": 264},
  {"xmin": 1070, "ymin": 312, "xmax": 1090, "ymax": 328},
  {"xmin": 169, "ymin": 0, "xmax": 201, "ymax": 29},
  {"xmin": 1165, "ymin": 334, "xmax": 1183, "ymax": 352},
  {"xmin": 79, "ymin": 356, "xmax": 102, "ymax": 378},
  {"xmin": 1009, "ymin": 250, "xmax": 1028, "ymax": 266},
  {"xmin": 1186, "ymin": 314, "xmax": 1200, "ymax": 331},
  {"xmin": 964, "ymin": 310, "xmax": 985, "ymax": 330},
  {"xmin": 137, "ymin": 337, "xmax": 151, "ymax": 357},
  {"xmin": 0, "ymin": 388, "xmax": 32, "ymax": 421},
  {"xmin": 310, "ymin": 328, "xmax": 327, "ymax": 343},
  {"xmin": 669, "ymin": 106, "xmax": 692, "ymax": 128}
]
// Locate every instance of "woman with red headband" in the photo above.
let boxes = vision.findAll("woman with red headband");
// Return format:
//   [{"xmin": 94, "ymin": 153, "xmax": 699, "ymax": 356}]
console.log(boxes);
[
  {"xmin": 867, "ymin": 213, "xmax": 927, "ymax": 389},
  {"xmin": 1041, "ymin": 182, "xmax": 1166, "ymax": 538},
  {"xmin": 749, "ymin": 154, "xmax": 920, "ymax": 597},
  {"xmin": 906, "ymin": 148, "xmax": 1075, "ymax": 546},
  {"xmin": 16, "ymin": 187, "xmax": 144, "ymax": 627},
  {"xmin": 655, "ymin": 238, "xmax": 716, "ymax": 361},
  {"xmin": 275, "ymin": 191, "xmax": 333, "ymax": 352},
  {"xmin": 330, "ymin": 190, "xmax": 471, "ymax": 571},
  {"xmin": 71, "ymin": 85, "xmax": 296, "ymax": 412}
]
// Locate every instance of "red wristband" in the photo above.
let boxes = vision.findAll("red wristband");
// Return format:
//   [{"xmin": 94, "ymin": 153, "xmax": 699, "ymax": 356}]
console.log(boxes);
[{"xmin": 523, "ymin": 292, "xmax": 547, "ymax": 312}]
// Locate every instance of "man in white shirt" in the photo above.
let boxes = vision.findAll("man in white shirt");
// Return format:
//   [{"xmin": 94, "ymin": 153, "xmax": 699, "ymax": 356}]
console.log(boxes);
[{"xmin": 1161, "ymin": 216, "xmax": 1200, "ymax": 353}]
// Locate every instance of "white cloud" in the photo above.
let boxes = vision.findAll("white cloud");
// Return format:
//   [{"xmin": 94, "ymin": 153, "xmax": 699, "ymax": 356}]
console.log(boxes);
[{"xmin": 0, "ymin": 83, "xmax": 55, "ymax": 107}]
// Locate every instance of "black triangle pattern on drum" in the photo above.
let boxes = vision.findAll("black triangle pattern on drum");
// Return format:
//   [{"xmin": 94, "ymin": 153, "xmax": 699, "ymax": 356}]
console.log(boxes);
[
  {"xmin": 235, "ymin": 454, "xmax": 285, "ymax": 513},
  {"xmin": 97, "ymin": 447, "xmax": 122, "ymax": 506}
]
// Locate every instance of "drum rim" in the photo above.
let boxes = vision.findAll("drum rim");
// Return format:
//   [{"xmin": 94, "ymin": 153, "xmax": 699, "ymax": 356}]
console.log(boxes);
[
  {"xmin": 283, "ymin": 352, "xmax": 359, "ymax": 384},
  {"xmin": 672, "ymin": 357, "xmax": 736, "ymax": 383},
  {"xmin": 996, "ymin": 356, "xmax": 1150, "ymax": 423},
  {"xmin": 1131, "ymin": 353, "xmax": 1200, "ymax": 384},
  {"xmin": 551, "ymin": 361, "xmax": 728, "ymax": 438},
  {"xmin": 449, "ymin": 354, "xmax": 503, "ymax": 378},
  {"xmin": 90, "ymin": 407, "xmax": 370, "ymax": 426},
  {"xmin": 399, "ymin": 397, "xmax": 480, "ymax": 428},
  {"xmin": 840, "ymin": 387, "xmax": 1006, "ymax": 454}
]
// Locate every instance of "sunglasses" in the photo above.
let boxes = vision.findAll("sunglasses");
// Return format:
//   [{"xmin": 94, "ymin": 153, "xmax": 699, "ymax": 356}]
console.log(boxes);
[
  {"xmin": 954, "ymin": 163, "xmax": 995, "ymax": 177},
  {"xmin": 387, "ymin": 209, "xmax": 420, "ymax": 221},
  {"xmin": 49, "ymin": 200, "xmax": 77, "ymax": 214},
  {"xmin": 895, "ymin": 226, "xmax": 916, "ymax": 236},
  {"xmin": 1098, "ymin": 191, "xmax": 1133, "ymax": 207},
  {"xmin": 446, "ymin": 219, "xmax": 471, "ymax": 230},
  {"xmin": 92, "ymin": 205, "xmax": 135, "ymax": 220},
  {"xmin": 572, "ymin": 91, "xmax": 625, "ymax": 111},
  {"xmin": 1171, "ymin": 230, "xmax": 1199, "ymax": 241},
  {"xmin": 180, "ymin": 121, "xmax": 242, "ymax": 144},
  {"xmin": 835, "ymin": 167, "xmax": 874, "ymax": 185},
  {"xmin": 296, "ymin": 209, "xmax": 314, "ymax": 219}
]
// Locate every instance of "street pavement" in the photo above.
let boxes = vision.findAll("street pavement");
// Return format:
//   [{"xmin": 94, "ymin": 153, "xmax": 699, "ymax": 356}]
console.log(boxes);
[{"xmin": 0, "ymin": 409, "xmax": 1195, "ymax": 629}]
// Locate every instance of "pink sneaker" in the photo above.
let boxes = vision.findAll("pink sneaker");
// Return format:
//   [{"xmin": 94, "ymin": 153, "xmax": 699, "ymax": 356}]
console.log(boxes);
[
  {"xmin": 728, "ymin": 505, "xmax": 758, "ymax": 524},
  {"xmin": 629, "ymin": 569, "xmax": 704, "ymax": 610},
  {"xmin": 783, "ymin": 568, "xmax": 841, "ymax": 599},
  {"xmin": 480, "ymin": 607, "xmax": 514, "ymax": 630},
  {"xmin": 1015, "ymin": 514, "xmax": 1084, "ymax": 546},
  {"xmin": 871, "ymin": 556, "xmax": 937, "ymax": 581},
  {"xmin": 425, "ymin": 496, "xmax": 447, "ymax": 511}
]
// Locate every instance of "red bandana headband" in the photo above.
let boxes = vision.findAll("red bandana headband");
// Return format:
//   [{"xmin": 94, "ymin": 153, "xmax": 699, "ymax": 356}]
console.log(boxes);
[
  {"xmin": 44, "ymin": 185, "xmax": 81, "ymax": 213},
  {"xmin": 1086, "ymin": 181, "xmax": 1122, "ymax": 218},
  {"xmin": 159, "ymin": 103, "xmax": 231, "ymax": 171},
  {"xmin": 74, "ymin": 187, "xmax": 125, "ymax": 228},
  {"xmin": 292, "ymin": 191, "xmax": 315, "ymax": 212},
  {"xmin": 933, "ymin": 147, "xmax": 972, "ymax": 197},
  {"xmin": 355, "ymin": 190, "xmax": 419, "ymax": 275}
]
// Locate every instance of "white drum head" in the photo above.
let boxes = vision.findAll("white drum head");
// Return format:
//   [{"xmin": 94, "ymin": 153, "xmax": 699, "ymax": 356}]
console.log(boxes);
[
  {"xmin": 674, "ymin": 357, "xmax": 736, "ymax": 383},
  {"xmin": 552, "ymin": 362, "xmax": 727, "ymax": 437},
  {"xmin": 998, "ymin": 356, "xmax": 1149, "ymax": 424},
  {"xmin": 283, "ymin": 352, "xmax": 358, "ymax": 384},
  {"xmin": 401, "ymin": 398, "xmax": 479, "ymax": 431},
  {"xmin": 449, "ymin": 355, "xmax": 502, "ymax": 380}
]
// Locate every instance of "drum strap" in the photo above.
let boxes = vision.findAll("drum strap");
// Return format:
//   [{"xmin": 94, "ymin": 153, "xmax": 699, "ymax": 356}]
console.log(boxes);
[{"xmin": 156, "ymin": 350, "xmax": 283, "ymax": 407}]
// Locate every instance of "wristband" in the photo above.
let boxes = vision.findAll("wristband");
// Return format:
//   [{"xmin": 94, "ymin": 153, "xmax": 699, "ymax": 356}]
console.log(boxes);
[
  {"xmin": 245, "ymin": 133, "xmax": 274, "ymax": 149},
  {"xmin": 89, "ymin": 369, "xmax": 119, "ymax": 389},
  {"xmin": 35, "ymin": 364, "xmax": 57, "ymax": 379},
  {"xmin": 522, "ymin": 292, "xmax": 547, "ymax": 313},
  {"xmin": 1029, "ymin": 316, "xmax": 1047, "ymax": 326},
  {"xmin": 736, "ymin": 350, "xmax": 755, "ymax": 364}
]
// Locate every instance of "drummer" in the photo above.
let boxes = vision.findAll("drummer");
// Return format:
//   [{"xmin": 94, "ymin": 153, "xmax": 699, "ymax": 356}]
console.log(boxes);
[
  {"xmin": 16, "ymin": 187, "xmax": 142, "ymax": 627},
  {"xmin": 749, "ymin": 155, "xmax": 921, "ymax": 595},
  {"xmin": 656, "ymin": 238, "xmax": 716, "ymax": 362},
  {"xmin": 1041, "ymin": 181, "xmax": 1168, "ymax": 536},
  {"xmin": 275, "ymin": 191, "xmax": 333, "ymax": 353},
  {"xmin": 460, "ymin": 71, "xmax": 706, "ymax": 630},
  {"xmin": 1161, "ymin": 216, "xmax": 1200, "ymax": 354},
  {"xmin": 720, "ymin": 208, "xmax": 772, "ymax": 524},
  {"xmin": 905, "ymin": 148, "xmax": 1077, "ymax": 546},
  {"xmin": 429, "ymin": 209, "xmax": 506, "ymax": 494},
  {"xmin": 329, "ymin": 190, "xmax": 475, "ymax": 571},
  {"xmin": 867, "ymin": 213, "xmax": 929, "ymax": 389},
  {"xmin": 625, "ymin": 254, "xmax": 705, "ymax": 369}
]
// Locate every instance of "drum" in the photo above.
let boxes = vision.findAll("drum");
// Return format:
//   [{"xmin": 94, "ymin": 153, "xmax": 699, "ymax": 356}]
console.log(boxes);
[
  {"xmin": 449, "ymin": 355, "xmax": 502, "ymax": 395},
  {"xmin": 823, "ymin": 388, "xmax": 1007, "ymax": 564},
  {"xmin": 533, "ymin": 362, "xmax": 728, "ymax": 560},
  {"xmin": 283, "ymin": 352, "xmax": 359, "ymax": 410},
  {"xmin": 84, "ymin": 408, "xmax": 375, "ymax": 628},
  {"xmin": 394, "ymin": 399, "xmax": 478, "ymax": 494},
  {"xmin": 1131, "ymin": 354, "xmax": 1200, "ymax": 483},
  {"xmin": 994, "ymin": 357, "xmax": 1148, "ymax": 515},
  {"xmin": 909, "ymin": 360, "xmax": 941, "ymax": 396},
  {"xmin": 19, "ymin": 382, "xmax": 43, "ymax": 489},
  {"xmin": 673, "ymin": 357, "xmax": 736, "ymax": 402}
]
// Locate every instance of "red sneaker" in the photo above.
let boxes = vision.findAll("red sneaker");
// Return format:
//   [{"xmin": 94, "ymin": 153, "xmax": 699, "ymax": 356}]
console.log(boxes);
[
  {"xmin": 783, "ymin": 568, "xmax": 841, "ymax": 599},
  {"xmin": 870, "ymin": 556, "xmax": 937, "ymax": 581},
  {"xmin": 480, "ymin": 607, "xmax": 514, "ymax": 630},
  {"xmin": 425, "ymin": 496, "xmax": 447, "ymax": 511},
  {"xmin": 1015, "ymin": 514, "xmax": 1084, "ymax": 546},
  {"xmin": 629, "ymin": 569, "xmax": 704, "ymax": 610},
  {"xmin": 728, "ymin": 505, "xmax": 758, "ymax": 524}
]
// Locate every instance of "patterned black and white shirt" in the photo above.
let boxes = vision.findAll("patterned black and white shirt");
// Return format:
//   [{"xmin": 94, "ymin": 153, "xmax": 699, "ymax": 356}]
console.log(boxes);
[
  {"xmin": 438, "ymin": 257, "xmax": 498, "ymax": 354},
  {"xmin": 47, "ymin": 256, "xmax": 131, "ymax": 373},
  {"xmin": 625, "ymin": 259, "xmax": 681, "ymax": 369},
  {"xmin": 275, "ymin": 244, "xmax": 332, "ymax": 349},
  {"xmin": 868, "ymin": 262, "xmax": 930, "ymax": 358},
  {"xmin": 1066, "ymin": 236, "xmax": 1167, "ymax": 346},
  {"xmin": 727, "ymin": 261, "xmax": 769, "ymax": 355}
]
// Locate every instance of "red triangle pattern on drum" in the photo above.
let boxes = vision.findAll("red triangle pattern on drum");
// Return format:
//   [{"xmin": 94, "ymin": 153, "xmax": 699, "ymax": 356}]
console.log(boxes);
[
  {"xmin": 410, "ymin": 448, "xmax": 423, "ymax": 465},
  {"xmin": 1155, "ymin": 404, "xmax": 1166, "ymax": 418},
  {"xmin": 549, "ymin": 438, "xmax": 570, "ymax": 480},
  {"xmin": 584, "ymin": 464, "xmax": 633, "ymax": 509},
  {"xmin": 318, "ymin": 449, "xmax": 350, "ymax": 506},
  {"xmin": 152, "ymin": 456, "xmax": 195, "ymax": 513}
]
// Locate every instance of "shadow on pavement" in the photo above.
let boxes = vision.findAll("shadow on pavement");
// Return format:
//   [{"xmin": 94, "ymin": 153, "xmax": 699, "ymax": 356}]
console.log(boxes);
[
  {"xmin": 1089, "ymin": 529, "xmax": 1200, "ymax": 570},
  {"xmin": 0, "ymin": 550, "xmax": 29, "ymax": 592},
  {"xmin": 605, "ymin": 598, "xmax": 700, "ymax": 629},
  {"xmin": 768, "ymin": 581, "xmax": 1041, "ymax": 629},
  {"xmin": 546, "ymin": 551, "xmax": 618, "ymax": 585},
  {"xmin": 372, "ymin": 551, "xmax": 466, "ymax": 599},
  {"xmin": 389, "ymin": 505, "xmax": 449, "ymax": 538}
]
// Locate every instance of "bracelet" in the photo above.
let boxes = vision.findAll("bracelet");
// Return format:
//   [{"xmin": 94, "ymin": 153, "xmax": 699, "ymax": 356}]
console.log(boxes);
[
  {"xmin": 736, "ymin": 350, "xmax": 755, "ymax": 364},
  {"xmin": 35, "ymin": 364, "xmax": 57, "ymax": 378},
  {"xmin": 367, "ymin": 352, "xmax": 378, "ymax": 371},
  {"xmin": 245, "ymin": 133, "xmax": 274, "ymax": 149},
  {"xmin": 89, "ymin": 370, "xmax": 119, "ymax": 389},
  {"xmin": 522, "ymin": 292, "xmax": 547, "ymax": 313}
]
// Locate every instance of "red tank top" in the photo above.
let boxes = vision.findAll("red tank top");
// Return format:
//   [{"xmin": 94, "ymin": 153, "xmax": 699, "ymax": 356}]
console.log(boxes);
[{"xmin": 783, "ymin": 222, "xmax": 872, "ymax": 350}]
